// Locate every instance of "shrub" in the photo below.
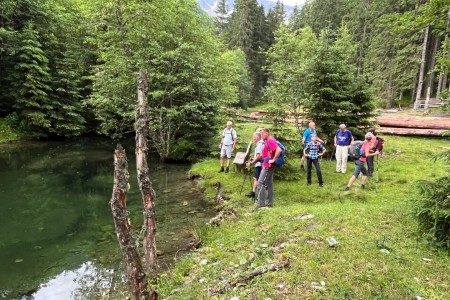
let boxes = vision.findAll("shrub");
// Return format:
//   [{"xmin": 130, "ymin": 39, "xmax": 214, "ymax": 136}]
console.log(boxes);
[{"xmin": 414, "ymin": 150, "xmax": 450, "ymax": 248}]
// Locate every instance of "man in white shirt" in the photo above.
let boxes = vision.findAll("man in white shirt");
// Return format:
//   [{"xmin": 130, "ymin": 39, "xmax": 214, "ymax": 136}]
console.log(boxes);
[
  {"xmin": 219, "ymin": 121, "xmax": 237, "ymax": 173},
  {"xmin": 245, "ymin": 131, "xmax": 265, "ymax": 198}
]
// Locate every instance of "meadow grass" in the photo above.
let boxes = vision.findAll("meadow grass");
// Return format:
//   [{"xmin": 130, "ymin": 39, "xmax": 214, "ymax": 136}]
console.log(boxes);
[{"xmin": 156, "ymin": 123, "xmax": 450, "ymax": 299}]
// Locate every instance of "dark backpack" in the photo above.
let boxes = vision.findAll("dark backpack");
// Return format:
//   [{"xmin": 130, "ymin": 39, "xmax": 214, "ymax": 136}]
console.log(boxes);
[
  {"xmin": 267, "ymin": 139, "xmax": 286, "ymax": 167},
  {"xmin": 348, "ymin": 141, "xmax": 364, "ymax": 160}
]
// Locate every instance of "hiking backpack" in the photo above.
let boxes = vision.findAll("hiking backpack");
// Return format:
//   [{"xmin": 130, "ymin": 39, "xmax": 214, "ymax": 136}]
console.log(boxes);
[
  {"xmin": 348, "ymin": 140, "xmax": 364, "ymax": 160},
  {"xmin": 222, "ymin": 128, "xmax": 236, "ymax": 141},
  {"xmin": 267, "ymin": 139, "xmax": 286, "ymax": 167},
  {"xmin": 375, "ymin": 136, "xmax": 384, "ymax": 153}
]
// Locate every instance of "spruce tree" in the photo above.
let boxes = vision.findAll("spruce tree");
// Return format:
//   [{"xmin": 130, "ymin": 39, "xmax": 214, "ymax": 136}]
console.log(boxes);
[
  {"xmin": 215, "ymin": 0, "xmax": 229, "ymax": 34},
  {"xmin": 10, "ymin": 22, "xmax": 52, "ymax": 131},
  {"xmin": 226, "ymin": 0, "xmax": 270, "ymax": 102},
  {"xmin": 267, "ymin": 0, "xmax": 285, "ymax": 46},
  {"xmin": 305, "ymin": 27, "xmax": 375, "ymax": 140}
]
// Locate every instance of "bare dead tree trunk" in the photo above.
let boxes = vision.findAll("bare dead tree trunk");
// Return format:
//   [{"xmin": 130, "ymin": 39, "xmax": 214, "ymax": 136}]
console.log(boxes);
[
  {"xmin": 414, "ymin": 25, "xmax": 430, "ymax": 111},
  {"xmin": 411, "ymin": 73, "xmax": 417, "ymax": 103},
  {"xmin": 437, "ymin": 10, "xmax": 450, "ymax": 98},
  {"xmin": 426, "ymin": 35, "xmax": 440, "ymax": 97},
  {"xmin": 135, "ymin": 69, "xmax": 157, "ymax": 274},
  {"xmin": 110, "ymin": 145, "xmax": 149, "ymax": 300},
  {"xmin": 423, "ymin": 85, "xmax": 432, "ymax": 114},
  {"xmin": 386, "ymin": 74, "xmax": 395, "ymax": 109}
]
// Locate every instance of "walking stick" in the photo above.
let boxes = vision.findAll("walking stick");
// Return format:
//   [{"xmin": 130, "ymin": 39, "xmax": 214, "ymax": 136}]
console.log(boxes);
[
  {"xmin": 240, "ymin": 166, "xmax": 250, "ymax": 195},
  {"xmin": 375, "ymin": 155, "xmax": 379, "ymax": 193}
]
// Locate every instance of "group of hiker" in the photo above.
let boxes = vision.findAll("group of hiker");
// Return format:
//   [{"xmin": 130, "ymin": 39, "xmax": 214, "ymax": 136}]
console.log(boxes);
[{"xmin": 218, "ymin": 120, "xmax": 383, "ymax": 208}]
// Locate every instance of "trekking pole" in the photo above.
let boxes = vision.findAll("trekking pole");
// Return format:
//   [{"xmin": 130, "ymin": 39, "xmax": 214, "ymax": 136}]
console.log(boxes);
[
  {"xmin": 375, "ymin": 155, "xmax": 379, "ymax": 193},
  {"xmin": 240, "ymin": 165, "xmax": 249, "ymax": 195}
]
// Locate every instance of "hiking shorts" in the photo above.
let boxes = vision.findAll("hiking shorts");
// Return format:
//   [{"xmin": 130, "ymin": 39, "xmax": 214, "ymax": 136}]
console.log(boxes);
[
  {"xmin": 353, "ymin": 160, "xmax": 368, "ymax": 177},
  {"xmin": 220, "ymin": 144, "xmax": 233, "ymax": 158},
  {"xmin": 253, "ymin": 166, "xmax": 262, "ymax": 180}
]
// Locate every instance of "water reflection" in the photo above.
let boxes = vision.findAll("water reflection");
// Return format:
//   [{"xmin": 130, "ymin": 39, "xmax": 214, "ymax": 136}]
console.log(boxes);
[
  {"xmin": 0, "ymin": 138, "xmax": 212, "ymax": 299},
  {"xmin": 31, "ymin": 262, "xmax": 119, "ymax": 300}
]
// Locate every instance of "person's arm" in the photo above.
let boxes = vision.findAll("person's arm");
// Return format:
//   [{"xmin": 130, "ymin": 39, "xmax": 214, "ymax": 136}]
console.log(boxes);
[
  {"xmin": 269, "ymin": 146, "xmax": 282, "ymax": 164},
  {"xmin": 365, "ymin": 146, "xmax": 379, "ymax": 157},
  {"xmin": 246, "ymin": 153, "xmax": 261, "ymax": 167},
  {"xmin": 219, "ymin": 132, "xmax": 224, "ymax": 149},
  {"xmin": 303, "ymin": 143, "xmax": 309, "ymax": 157},
  {"xmin": 317, "ymin": 137, "xmax": 325, "ymax": 144},
  {"xmin": 319, "ymin": 145, "xmax": 326, "ymax": 157},
  {"xmin": 334, "ymin": 133, "xmax": 337, "ymax": 147}
]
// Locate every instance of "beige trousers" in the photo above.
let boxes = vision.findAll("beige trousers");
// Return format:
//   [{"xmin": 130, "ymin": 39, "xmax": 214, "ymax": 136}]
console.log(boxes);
[{"xmin": 335, "ymin": 145, "xmax": 349, "ymax": 173}]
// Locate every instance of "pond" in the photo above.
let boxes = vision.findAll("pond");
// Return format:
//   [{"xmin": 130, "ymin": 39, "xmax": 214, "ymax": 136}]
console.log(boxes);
[{"xmin": 0, "ymin": 138, "xmax": 213, "ymax": 299}]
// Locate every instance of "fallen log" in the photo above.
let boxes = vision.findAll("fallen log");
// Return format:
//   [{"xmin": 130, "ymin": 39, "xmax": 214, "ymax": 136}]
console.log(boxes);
[
  {"xmin": 210, "ymin": 259, "xmax": 289, "ymax": 295},
  {"xmin": 377, "ymin": 115, "xmax": 450, "ymax": 130},
  {"xmin": 378, "ymin": 127, "xmax": 446, "ymax": 136}
]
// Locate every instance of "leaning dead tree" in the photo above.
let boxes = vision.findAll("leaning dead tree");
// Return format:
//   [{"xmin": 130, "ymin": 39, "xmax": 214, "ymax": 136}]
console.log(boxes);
[
  {"xmin": 135, "ymin": 69, "xmax": 157, "ymax": 274},
  {"xmin": 110, "ymin": 145, "xmax": 149, "ymax": 300}
]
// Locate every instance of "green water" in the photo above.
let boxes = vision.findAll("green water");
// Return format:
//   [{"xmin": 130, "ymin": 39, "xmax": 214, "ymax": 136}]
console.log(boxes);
[{"xmin": 0, "ymin": 138, "xmax": 213, "ymax": 299}]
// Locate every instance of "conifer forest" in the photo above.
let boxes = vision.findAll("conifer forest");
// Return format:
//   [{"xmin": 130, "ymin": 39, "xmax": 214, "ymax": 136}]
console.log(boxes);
[{"xmin": 1, "ymin": 0, "xmax": 449, "ymax": 160}]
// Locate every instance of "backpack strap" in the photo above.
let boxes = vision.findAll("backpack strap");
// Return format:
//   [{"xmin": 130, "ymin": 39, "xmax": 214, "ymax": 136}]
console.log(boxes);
[{"xmin": 222, "ymin": 128, "xmax": 236, "ymax": 141}]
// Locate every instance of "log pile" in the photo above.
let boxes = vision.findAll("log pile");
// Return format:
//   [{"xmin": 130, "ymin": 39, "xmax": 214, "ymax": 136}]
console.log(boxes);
[{"xmin": 377, "ymin": 115, "xmax": 450, "ymax": 136}]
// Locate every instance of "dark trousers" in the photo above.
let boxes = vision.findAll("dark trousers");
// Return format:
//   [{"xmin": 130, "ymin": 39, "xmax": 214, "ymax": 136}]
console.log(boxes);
[
  {"xmin": 307, "ymin": 158, "xmax": 323, "ymax": 184},
  {"xmin": 366, "ymin": 156, "xmax": 374, "ymax": 176}
]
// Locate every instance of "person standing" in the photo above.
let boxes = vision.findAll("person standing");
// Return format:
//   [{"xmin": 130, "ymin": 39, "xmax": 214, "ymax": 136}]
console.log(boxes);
[
  {"xmin": 301, "ymin": 122, "xmax": 325, "ymax": 170},
  {"xmin": 334, "ymin": 124, "xmax": 354, "ymax": 173},
  {"xmin": 345, "ymin": 132, "xmax": 379, "ymax": 190},
  {"xmin": 256, "ymin": 128, "xmax": 282, "ymax": 208},
  {"xmin": 219, "ymin": 121, "xmax": 237, "ymax": 173},
  {"xmin": 245, "ymin": 131, "xmax": 265, "ymax": 199},
  {"xmin": 304, "ymin": 134, "xmax": 326, "ymax": 187},
  {"xmin": 366, "ymin": 128, "xmax": 378, "ymax": 176}
]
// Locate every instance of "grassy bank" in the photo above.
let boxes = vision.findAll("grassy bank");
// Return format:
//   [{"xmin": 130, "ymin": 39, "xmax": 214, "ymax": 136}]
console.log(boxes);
[{"xmin": 156, "ymin": 123, "xmax": 450, "ymax": 299}]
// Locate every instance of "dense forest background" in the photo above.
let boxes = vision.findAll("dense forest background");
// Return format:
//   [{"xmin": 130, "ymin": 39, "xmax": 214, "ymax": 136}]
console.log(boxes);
[{"xmin": 1, "ymin": 0, "xmax": 449, "ymax": 161}]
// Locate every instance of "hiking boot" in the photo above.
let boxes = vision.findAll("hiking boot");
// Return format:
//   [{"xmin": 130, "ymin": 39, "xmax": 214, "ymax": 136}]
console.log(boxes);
[
  {"xmin": 300, "ymin": 165, "xmax": 305, "ymax": 171},
  {"xmin": 225, "ymin": 166, "xmax": 229, "ymax": 173},
  {"xmin": 361, "ymin": 185, "xmax": 365, "ymax": 189},
  {"xmin": 344, "ymin": 186, "xmax": 350, "ymax": 191},
  {"xmin": 319, "ymin": 183, "xmax": 323, "ymax": 187},
  {"xmin": 219, "ymin": 166, "xmax": 224, "ymax": 173},
  {"xmin": 245, "ymin": 191, "xmax": 256, "ymax": 198}
]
